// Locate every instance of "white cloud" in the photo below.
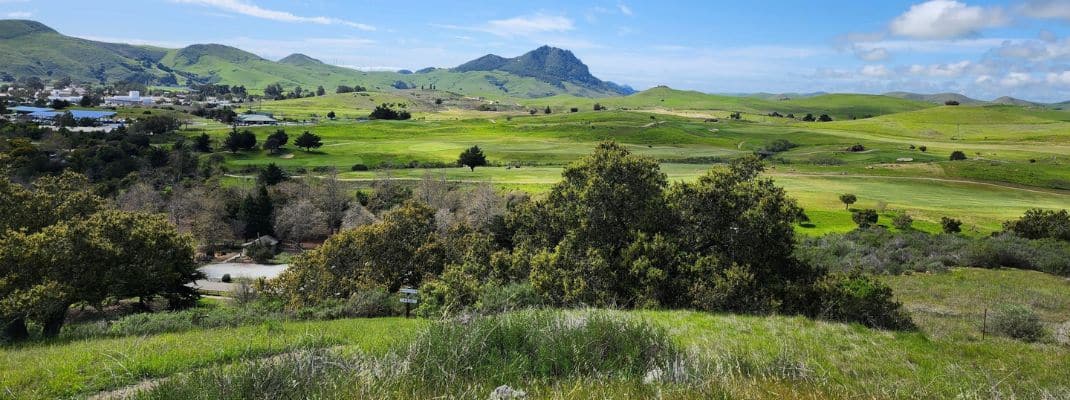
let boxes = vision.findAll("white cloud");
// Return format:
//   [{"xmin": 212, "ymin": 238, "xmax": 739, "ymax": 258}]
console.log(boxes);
[
  {"xmin": 890, "ymin": 0, "xmax": 1007, "ymax": 39},
  {"xmin": 171, "ymin": 0, "xmax": 374, "ymax": 30},
  {"xmin": 861, "ymin": 65, "xmax": 891, "ymax": 77},
  {"xmin": 1000, "ymin": 72, "xmax": 1034, "ymax": 87},
  {"xmin": 4, "ymin": 10, "xmax": 32, "ymax": 18},
  {"xmin": 854, "ymin": 47, "xmax": 889, "ymax": 61},
  {"xmin": 1046, "ymin": 71, "xmax": 1070, "ymax": 86},
  {"xmin": 618, "ymin": 4, "xmax": 633, "ymax": 16},
  {"xmin": 908, "ymin": 60, "xmax": 974, "ymax": 77},
  {"xmin": 1019, "ymin": 0, "xmax": 1070, "ymax": 20},
  {"xmin": 484, "ymin": 14, "xmax": 574, "ymax": 37}
]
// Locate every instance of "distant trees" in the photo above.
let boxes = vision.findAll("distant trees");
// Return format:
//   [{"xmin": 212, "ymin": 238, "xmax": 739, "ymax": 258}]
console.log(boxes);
[
  {"xmin": 326, "ymin": 111, "xmax": 336, "ymax": 119},
  {"xmin": 263, "ymin": 129, "xmax": 289, "ymax": 153},
  {"xmin": 949, "ymin": 151, "xmax": 967, "ymax": 161},
  {"xmin": 839, "ymin": 193, "xmax": 857, "ymax": 210},
  {"xmin": 294, "ymin": 131, "xmax": 323, "ymax": 151},
  {"xmin": 238, "ymin": 185, "xmax": 274, "ymax": 238},
  {"xmin": 131, "ymin": 115, "xmax": 181, "ymax": 135},
  {"xmin": 941, "ymin": 217, "xmax": 963, "ymax": 234},
  {"xmin": 369, "ymin": 103, "xmax": 412, "ymax": 120},
  {"xmin": 846, "ymin": 144, "xmax": 866, "ymax": 152},
  {"xmin": 818, "ymin": 114, "xmax": 833, "ymax": 122},
  {"xmin": 224, "ymin": 130, "xmax": 257, "ymax": 153},
  {"xmin": 544, "ymin": 106, "xmax": 552, "ymax": 114},
  {"xmin": 593, "ymin": 103, "xmax": 605, "ymax": 111},
  {"xmin": 802, "ymin": 113, "xmax": 816, "ymax": 122},
  {"xmin": 193, "ymin": 133, "xmax": 212, "ymax": 152},
  {"xmin": 919, "ymin": 145, "xmax": 928, "ymax": 152},
  {"xmin": 760, "ymin": 139, "xmax": 798, "ymax": 154},
  {"xmin": 264, "ymin": 83, "xmax": 285, "ymax": 99},
  {"xmin": 316, "ymin": 86, "xmax": 326, "ymax": 96},
  {"xmin": 945, "ymin": 100, "xmax": 960, "ymax": 106},
  {"xmin": 457, "ymin": 145, "xmax": 488, "ymax": 171},
  {"xmin": 257, "ymin": 163, "xmax": 288, "ymax": 186},
  {"xmin": 852, "ymin": 209, "xmax": 879, "ymax": 228},
  {"xmin": 336, "ymin": 85, "xmax": 366, "ymax": 93}
]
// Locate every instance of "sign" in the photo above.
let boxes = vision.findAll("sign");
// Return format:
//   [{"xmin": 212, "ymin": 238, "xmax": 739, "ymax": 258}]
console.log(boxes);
[
  {"xmin": 400, "ymin": 298, "xmax": 418, "ymax": 304},
  {"xmin": 398, "ymin": 287, "xmax": 419, "ymax": 318},
  {"xmin": 399, "ymin": 288, "xmax": 419, "ymax": 295}
]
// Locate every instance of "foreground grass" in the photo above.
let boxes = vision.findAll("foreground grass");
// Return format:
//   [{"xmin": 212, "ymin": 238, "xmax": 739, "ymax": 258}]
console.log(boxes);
[
  {"xmin": 0, "ymin": 318, "xmax": 422, "ymax": 399},
  {"xmin": 4, "ymin": 269, "xmax": 1068, "ymax": 399}
]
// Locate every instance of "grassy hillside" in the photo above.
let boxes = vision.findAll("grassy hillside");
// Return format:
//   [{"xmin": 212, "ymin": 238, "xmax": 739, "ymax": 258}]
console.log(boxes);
[
  {"xmin": 517, "ymin": 87, "xmax": 935, "ymax": 119},
  {"xmin": 2, "ymin": 268, "xmax": 1067, "ymax": 399}
]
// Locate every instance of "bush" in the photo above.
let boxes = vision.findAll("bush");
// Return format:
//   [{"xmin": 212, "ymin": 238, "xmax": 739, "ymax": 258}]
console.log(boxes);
[
  {"xmin": 796, "ymin": 229, "xmax": 971, "ymax": 274},
  {"xmin": 345, "ymin": 287, "xmax": 399, "ymax": 317},
  {"xmin": 941, "ymin": 217, "xmax": 962, "ymax": 234},
  {"xmin": 813, "ymin": 273, "xmax": 915, "ymax": 330},
  {"xmin": 846, "ymin": 144, "xmax": 866, "ymax": 152},
  {"xmin": 351, "ymin": 164, "xmax": 369, "ymax": 171},
  {"xmin": 477, "ymin": 283, "xmax": 544, "ymax": 314},
  {"xmin": 221, "ymin": 273, "xmax": 232, "ymax": 283},
  {"xmin": 966, "ymin": 234, "xmax": 1070, "ymax": 276},
  {"xmin": 245, "ymin": 242, "xmax": 275, "ymax": 264},
  {"xmin": 852, "ymin": 209, "xmax": 878, "ymax": 228},
  {"xmin": 61, "ymin": 306, "xmax": 281, "ymax": 340},
  {"xmin": 949, "ymin": 151, "xmax": 967, "ymax": 161},
  {"xmin": 990, "ymin": 304, "xmax": 1045, "ymax": 342},
  {"xmin": 892, "ymin": 213, "xmax": 913, "ymax": 230},
  {"xmin": 403, "ymin": 310, "xmax": 682, "ymax": 384},
  {"xmin": 1003, "ymin": 209, "xmax": 1070, "ymax": 241}
]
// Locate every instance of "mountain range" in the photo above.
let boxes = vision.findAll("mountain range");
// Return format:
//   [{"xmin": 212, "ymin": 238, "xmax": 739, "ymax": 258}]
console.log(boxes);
[
  {"xmin": 0, "ymin": 19, "xmax": 1066, "ymax": 105},
  {"xmin": 0, "ymin": 20, "xmax": 631, "ymax": 98}
]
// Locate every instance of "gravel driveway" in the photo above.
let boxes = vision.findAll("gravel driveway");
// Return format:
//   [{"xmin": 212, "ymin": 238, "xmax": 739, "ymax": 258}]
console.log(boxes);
[{"xmin": 198, "ymin": 263, "xmax": 288, "ymax": 280}]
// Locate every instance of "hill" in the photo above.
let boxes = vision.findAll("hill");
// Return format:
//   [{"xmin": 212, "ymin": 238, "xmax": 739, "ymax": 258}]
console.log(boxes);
[
  {"xmin": 884, "ymin": 91, "xmax": 985, "ymax": 105},
  {"xmin": 0, "ymin": 20, "xmax": 629, "ymax": 98},
  {"xmin": 453, "ymin": 46, "xmax": 634, "ymax": 96}
]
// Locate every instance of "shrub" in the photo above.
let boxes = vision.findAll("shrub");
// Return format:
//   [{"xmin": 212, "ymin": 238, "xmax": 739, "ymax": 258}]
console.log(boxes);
[
  {"xmin": 345, "ymin": 286, "xmax": 399, "ymax": 317},
  {"xmin": 813, "ymin": 273, "xmax": 915, "ymax": 330},
  {"xmin": 231, "ymin": 279, "xmax": 257, "ymax": 306},
  {"xmin": 846, "ymin": 144, "xmax": 866, "ymax": 152},
  {"xmin": 477, "ymin": 282, "xmax": 544, "ymax": 314},
  {"xmin": 893, "ymin": 213, "xmax": 913, "ymax": 230},
  {"xmin": 796, "ymin": 229, "xmax": 971, "ymax": 274},
  {"xmin": 221, "ymin": 273, "xmax": 232, "ymax": 283},
  {"xmin": 403, "ymin": 310, "xmax": 682, "ymax": 384},
  {"xmin": 949, "ymin": 151, "xmax": 967, "ymax": 161},
  {"xmin": 966, "ymin": 234, "xmax": 1070, "ymax": 276},
  {"xmin": 941, "ymin": 217, "xmax": 962, "ymax": 234},
  {"xmin": 990, "ymin": 304, "xmax": 1045, "ymax": 342},
  {"xmin": 761, "ymin": 139, "xmax": 798, "ymax": 153},
  {"xmin": 245, "ymin": 242, "xmax": 275, "ymax": 264},
  {"xmin": 852, "ymin": 209, "xmax": 878, "ymax": 228},
  {"xmin": 1002, "ymin": 209, "xmax": 1070, "ymax": 242},
  {"xmin": 351, "ymin": 164, "xmax": 369, "ymax": 171}
]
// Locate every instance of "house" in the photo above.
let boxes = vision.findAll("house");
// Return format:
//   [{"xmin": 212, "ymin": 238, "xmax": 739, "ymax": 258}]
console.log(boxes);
[
  {"xmin": 104, "ymin": 91, "xmax": 158, "ymax": 106},
  {"xmin": 237, "ymin": 113, "xmax": 277, "ymax": 125}
]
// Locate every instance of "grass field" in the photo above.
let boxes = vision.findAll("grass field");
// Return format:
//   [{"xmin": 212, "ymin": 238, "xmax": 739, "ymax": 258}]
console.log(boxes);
[{"xmin": 2, "ymin": 268, "xmax": 1067, "ymax": 399}]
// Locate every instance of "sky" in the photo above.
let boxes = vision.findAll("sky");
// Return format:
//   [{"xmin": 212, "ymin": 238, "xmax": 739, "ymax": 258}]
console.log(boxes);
[{"xmin": 3, "ymin": 0, "xmax": 1070, "ymax": 102}]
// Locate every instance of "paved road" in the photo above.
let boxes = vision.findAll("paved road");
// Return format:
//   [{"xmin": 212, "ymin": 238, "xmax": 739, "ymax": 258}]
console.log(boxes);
[{"xmin": 198, "ymin": 263, "xmax": 288, "ymax": 280}]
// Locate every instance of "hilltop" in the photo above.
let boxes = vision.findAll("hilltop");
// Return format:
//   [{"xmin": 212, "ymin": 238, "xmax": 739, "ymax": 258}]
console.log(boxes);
[{"xmin": 0, "ymin": 20, "xmax": 629, "ymax": 97}]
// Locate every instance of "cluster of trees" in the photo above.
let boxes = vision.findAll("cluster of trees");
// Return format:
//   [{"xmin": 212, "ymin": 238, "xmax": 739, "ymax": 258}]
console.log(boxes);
[
  {"xmin": 262, "ymin": 83, "xmax": 325, "ymax": 100},
  {"xmin": 369, "ymin": 103, "xmax": 412, "ymax": 120},
  {"xmin": 191, "ymin": 106, "xmax": 238, "ymax": 124},
  {"xmin": 336, "ymin": 85, "xmax": 367, "ymax": 93},
  {"xmin": 273, "ymin": 143, "xmax": 913, "ymax": 329},
  {"xmin": 1, "ymin": 173, "xmax": 200, "ymax": 342}
]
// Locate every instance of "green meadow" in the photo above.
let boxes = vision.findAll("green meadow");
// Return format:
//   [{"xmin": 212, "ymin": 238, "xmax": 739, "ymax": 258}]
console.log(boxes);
[{"xmin": 187, "ymin": 97, "xmax": 1069, "ymax": 234}]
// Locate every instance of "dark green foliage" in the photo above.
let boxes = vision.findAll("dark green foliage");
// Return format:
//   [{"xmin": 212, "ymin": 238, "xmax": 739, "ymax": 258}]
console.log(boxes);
[
  {"xmin": 1003, "ymin": 209, "xmax": 1070, "ymax": 241},
  {"xmin": 990, "ymin": 304, "xmax": 1046, "ymax": 342},
  {"xmin": 223, "ymin": 130, "xmax": 256, "ymax": 153},
  {"xmin": 761, "ymin": 139, "xmax": 798, "ymax": 153},
  {"xmin": 846, "ymin": 144, "xmax": 866, "ymax": 152},
  {"xmin": 813, "ymin": 273, "xmax": 915, "ymax": 330},
  {"xmin": 544, "ymin": 106, "xmax": 552, "ymax": 114},
  {"xmin": 818, "ymin": 114, "xmax": 833, "ymax": 122},
  {"xmin": 192, "ymin": 133, "xmax": 211, "ymax": 152},
  {"xmin": 802, "ymin": 113, "xmax": 815, "ymax": 122},
  {"xmin": 941, "ymin": 217, "xmax": 962, "ymax": 233},
  {"xmin": 350, "ymin": 164, "xmax": 368, "ymax": 171},
  {"xmin": 893, "ymin": 213, "xmax": 914, "ymax": 230},
  {"xmin": 852, "ymin": 209, "xmax": 878, "ymax": 228},
  {"xmin": 257, "ymin": 163, "xmax": 287, "ymax": 186},
  {"xmin": 949, "ymin": 151, "xmax": 967, "ymax": 161},
  {"xmin": 326, "ymin": 111, "xmax": 335, "ymax": 119},
  {"xmin": 369, "ymin": 103, "xmax": 411, "ymax": 120},
  {"xmin": 131, "ymin": 115, "xmax": 181, "ymax": 135},
  {"xmin": 262, "ymin": 129, "xmax": 288, "ymax": 153},
  {"xmin": 221, "ymin": 274, "xmax": 232, "ymax": 283},
  {"xmin": 457, "ymin": 145, "xmax": 487, "ymax": 171},
  {"xmin": 839, "ymin": 193, "xmax": 857, "ymax": 210},
  {"xmin": 966, "ymin": 234, "xmax": 1070, "ymax": 276},
  {"xmin": 245, "ymin": 241, "xmax": 275, "ymax": 263},
  {"xmin": 294, "ymin": 131, "xmax": 322, "ymax": 151},
  {"xmin": 238, "ymin": 186, "xmax": 274, "ymax": 239}
]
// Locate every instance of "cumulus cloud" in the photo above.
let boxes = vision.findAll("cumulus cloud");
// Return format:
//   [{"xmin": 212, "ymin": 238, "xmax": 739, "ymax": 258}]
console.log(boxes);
[
  {"xmin": 1047, "ymin": 71, "xmax": 1070, "ymax": 86},
  {"xmin": 908, "ymin": 60, "xmax": 974, "ymax": 77},
  {"xmin": 860, "ymin": 65, "xmax": 891, "ymax": 77},
  {"xmin": 890, "ymin": 0, "xmax": 1007, "ymax": 39},
  {"xmin": 1019, "ymin": 0, "xmax": 1070, "ymax": 20},
  {"xmin": 854, "ymin": 47, "xmax": 889, "ymax": 61},
  {"xmin": 1000, "ymin": 72, "xmax": 1034, "ymax": 87},
  {"xmin": 485, "ymin": 14, "xmax": 574, "ymax": 36},
  {"xmin": 171, "ymin": 0, "xmax": 374, "ymax": 30},
  {"xmin": 618, "ymin": 4, "xmax": 633, "ymax": 16},
  {"xmin": 4, "ymin": 11, "xmax": 31, "ymax": 18}
]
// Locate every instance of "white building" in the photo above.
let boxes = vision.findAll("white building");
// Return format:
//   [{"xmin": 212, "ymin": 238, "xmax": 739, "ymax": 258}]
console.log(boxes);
[{"xmin": 104, "ymin": 91, "xmax": 158, "ymax": 106}]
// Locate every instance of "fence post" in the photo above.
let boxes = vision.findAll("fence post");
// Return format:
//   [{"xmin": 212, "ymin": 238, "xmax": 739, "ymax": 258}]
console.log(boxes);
[{"xmin": 982, "ymin": 308, "xmax": 987, "ymax": 340}]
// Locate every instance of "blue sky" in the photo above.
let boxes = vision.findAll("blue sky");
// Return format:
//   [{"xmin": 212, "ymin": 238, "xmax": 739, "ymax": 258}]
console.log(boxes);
[{"xmin": 3, "ymin": 0, "xmax": 1070, "ymax": 101}]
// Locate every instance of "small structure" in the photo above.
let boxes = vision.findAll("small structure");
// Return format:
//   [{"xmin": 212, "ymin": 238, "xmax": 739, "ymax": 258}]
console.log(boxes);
[
  {"xmin": 104, "ymin": 91, "xmax": 158, "ymax": 106},
  {"xmin": 10, "ymin": 106, "xmax": 54, "ymax": 115},
  {"xmin": 237, "ymin": 113, "xmax": 278, "ymax": 125},
  {"xmin": 28, "ymin": 110, "xmax": 117, "ymax": 123},
  {"xmin": 241, "ymin": 235, "xmax": 279, "ymax": 253}
]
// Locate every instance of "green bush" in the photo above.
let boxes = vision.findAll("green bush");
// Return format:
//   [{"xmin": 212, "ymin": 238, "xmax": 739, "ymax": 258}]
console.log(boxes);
[
  {"xmin": 221, "ymin": 273, "xmax": 232, "ymax": 283},
  {"xmin": 1003, "ymin": 209, "xmax": 1070, "ymax": 241},
  {"xmin": 245, "ymin": 242, "xmax": 275, "ymax": 264},
  {"xmin": 402, "ymin": 310, "xmax": 682, "ymax": 385},
  {"xmin": 966, "ymin": 235, "xmax": 1070, "ymax": 276},
  {"xmin": 60, "ymin": 306, "xmax": 281, "ymax": 340},
  {"xmin": 796, "ymin": 229, "xmax": 971, "ymax": 274},
  {"xmin": 345, "ymin": 287, "xmax": 399, "ymax": 317},
  {"xmin": 990, "ymin": 304, "xmax": 1046, "ymax": 342},
  {"xmin": 892, "ymin": 213, "xmax": 913, "ymax": 230},
  {"xmin": 941, "ymin": 217, "xmax": 962, "ymax": 234},
  {"xmin": 477, "ymin": 282, "xmax": 544, "ymax": 314},
  {"xmin": 852, "ymin": 209, "xmax": 878, "ymax": 228},
  {"xmin": 813, "ymin": 273, "xmax": 915, "ymax": 330}
]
